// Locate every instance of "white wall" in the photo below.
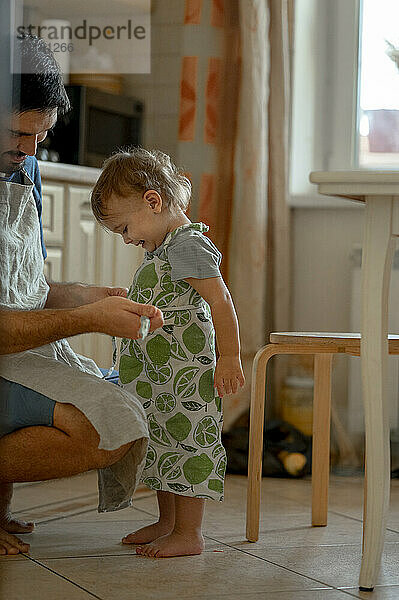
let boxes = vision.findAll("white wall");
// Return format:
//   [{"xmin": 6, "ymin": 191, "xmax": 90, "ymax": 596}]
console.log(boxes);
[{"xmin": 122, "ymin": 0, "xmax": 184, "ymax": 161}]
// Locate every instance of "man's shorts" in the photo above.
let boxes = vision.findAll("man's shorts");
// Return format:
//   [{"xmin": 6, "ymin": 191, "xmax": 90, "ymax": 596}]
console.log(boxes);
[
  {"xmin": 0, "ymin": 370, "xmax": 118, "ymax": 439},
  {"xmin": 0, "ymin": 377, "xmax": 56, "ymax": 438}
]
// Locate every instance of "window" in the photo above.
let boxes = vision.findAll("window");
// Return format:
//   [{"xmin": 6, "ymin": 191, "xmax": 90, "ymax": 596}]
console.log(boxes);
[
  {"xmin": 290, "ymin": 0, "xmax": 399, "ymax": 207},
  {"xmin": 358, "ymin": 0, "xmax": 399, "ymax": 168}
]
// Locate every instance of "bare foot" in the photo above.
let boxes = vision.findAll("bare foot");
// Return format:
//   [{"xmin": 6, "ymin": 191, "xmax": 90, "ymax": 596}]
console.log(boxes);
[
  {"xmin": 0, "ymin": 483, "xmax": 34, "ymax": 536},
  {"xmin": 0, "ymin": 526, "xmax": 30, "ymax": 556},
  {"xmin": 122, "ymin": 521, "xmax": 173, "ymax": 545},
  {"xmin": 136, "ymin": 530, "xmax": 205, "ymax": 558},
  {"xmin": 0, "ymin": 513, "xmax": 34, "ymax": 534}
]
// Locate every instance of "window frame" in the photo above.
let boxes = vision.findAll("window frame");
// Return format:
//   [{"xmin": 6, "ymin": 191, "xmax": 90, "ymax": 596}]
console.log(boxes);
[{"xmin": 289, "ymin": 0, "xmax": 362, "ymax": 208}]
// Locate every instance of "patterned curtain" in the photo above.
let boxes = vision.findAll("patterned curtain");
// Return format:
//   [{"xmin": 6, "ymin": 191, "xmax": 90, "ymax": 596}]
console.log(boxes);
[{"xmin": 176, "ymin": 0, "xmax": 291, "ymax": 430}]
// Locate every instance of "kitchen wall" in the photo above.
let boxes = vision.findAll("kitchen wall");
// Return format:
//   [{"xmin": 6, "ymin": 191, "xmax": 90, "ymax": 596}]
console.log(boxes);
[{"xmin": 122, "ymin": 0, "xmax": 184, "ymax": 161}]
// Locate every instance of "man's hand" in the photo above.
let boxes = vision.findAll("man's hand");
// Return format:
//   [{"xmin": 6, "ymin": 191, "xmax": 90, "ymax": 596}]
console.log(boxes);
[
  {"xmin": 78, "ymin": 296, "xmax": 164, "ymax": 339},
  {"xmin": 45, "ymin": 281, "xmax": 129, "ymax": 309},
  {"xmin": 80, "ymin": 285, "xmax": 128, "ymax": 304}
]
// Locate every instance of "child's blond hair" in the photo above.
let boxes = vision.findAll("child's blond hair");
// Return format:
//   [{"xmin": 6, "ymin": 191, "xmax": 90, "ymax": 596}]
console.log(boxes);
[{"xmin": 91, "ymin": 147, "xmax": 191, "ymax": 221}]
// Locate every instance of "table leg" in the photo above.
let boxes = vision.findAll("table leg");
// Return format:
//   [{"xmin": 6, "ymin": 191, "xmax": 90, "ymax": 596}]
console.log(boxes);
[{"xmin": 359, "ymin": 196, "xmax": 395, "ymax": 591}]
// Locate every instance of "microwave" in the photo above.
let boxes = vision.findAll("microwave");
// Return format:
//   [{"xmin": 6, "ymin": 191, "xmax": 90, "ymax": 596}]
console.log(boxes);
[{"xmin": 41, "ymin": 85, "xmax": 144, "ymax": 168}]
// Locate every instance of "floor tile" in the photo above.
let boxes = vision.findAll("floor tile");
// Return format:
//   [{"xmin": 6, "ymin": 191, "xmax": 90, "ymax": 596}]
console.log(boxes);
[
  {"xmin": 0, "ymin": 559, "xmax": 93, "ymax": 599},
  {"xmin": 243, "ymin": 543, "xmax": 399, "ymax": 588},
  {"xmin": 61, "ymin": 505, "xmax": 155, "ymax": 523},
  {"xmin": 11, "ymin": 520, "xmax": 225, "ymax": 561},
  {"xmin": 212, "ymin": 512, "xmax": 399, "ymax": 548},
  {"xmin": 40, "ymin": 553, "xmax": 331, "ymax": 599},
  {"xmin": 5, "ymin": 474, "xmax": 399, "ymax": 599},
  {"xmin": 214, "ymin": 592, "xmax": 360, "ymax": 600},
  {"xmin": 344, "ymin": 585, "xmax": 399, "ymax": 599}
]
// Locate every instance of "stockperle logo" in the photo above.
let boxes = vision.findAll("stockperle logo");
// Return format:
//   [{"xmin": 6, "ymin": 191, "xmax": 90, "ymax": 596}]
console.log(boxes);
[{"xmin": 11, "ymin": 1, "xmax": 150, "ymax": 74}]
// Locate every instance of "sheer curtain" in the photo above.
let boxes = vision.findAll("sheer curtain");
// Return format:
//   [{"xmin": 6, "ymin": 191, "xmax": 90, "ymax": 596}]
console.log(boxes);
[{"xmin": 177, "ymin": 0, "xmax": 292, "ymax": 429}]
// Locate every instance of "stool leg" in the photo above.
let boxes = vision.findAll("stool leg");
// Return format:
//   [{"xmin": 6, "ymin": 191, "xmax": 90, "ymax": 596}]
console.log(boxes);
[
  {"xmin": 246, "ymin": 345, "xmax": 278, "ymax": 542},
  {"xmin": 311, "ymin": 353, "xmax": 333, "ymax": 527}
]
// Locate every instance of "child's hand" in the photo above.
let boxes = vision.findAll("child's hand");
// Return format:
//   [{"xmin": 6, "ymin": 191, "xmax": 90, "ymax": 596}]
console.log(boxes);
[{"xmin": 214, "ymin": 356, "xmax": 245, "ymax": 397}]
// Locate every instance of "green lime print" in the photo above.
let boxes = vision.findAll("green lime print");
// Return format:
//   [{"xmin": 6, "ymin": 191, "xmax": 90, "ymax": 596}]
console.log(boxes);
[
  {"xmin": 208, "ymin": 479, "xmax": 223, "ymax": 494},
  {"xmin": 130, "ymin": 339, "xmax": 144, "ymax": 360},
  {"xmin": 189, "ymin": 288, "xmax": 203, "ymax": 307},
  {"xmin": 166, "ymin": 412, "xmax": 192, "ymax": 442},
  {"xmin": 168, "ymin": 483, "xmax": 190, "ymax": 493},
  {"xmin": 215, "ymin": 454, "xmax": 227, "ymax": 479},
  {"xmin": 158, "ymin": 451, "xmax": 184, "ymax": 477},
  {"xmin": 171, "ymin": 310, "xmax": 192, "ymax": 326},
  {"xmin": 143, "ymin": 477, "xmax": 162, "ymax": 490},
  {"xmin": 145, "ymin": 362, "xmax": 173, "ymax": 384},
  {"xmin": 198, "ymin": 369, "xmax": 215, "ymax": 403},
  {"xmin": 131, "ymin": 287, "xmax": 154, "ymax": 304},
  {"xmin": 136, "ymin": 263, "xmax": 158, "ymax": 288},
  {"xmin": 183, "ymin": 453, "xmax": 213, "ymax": 485},
  {"xmin": 166, "ymin": 466, "xmax": 183, "ymax": 480},
  {"xmin": 181, "ymin": 382, "xmax": 196, "ymax": 398},
  {"xmin": 194, "ymin": 416, "xmax": 219, "ymax": 447},
  {"xmin": 212, "ymin": 443, "xmax": 225, "ymax": 459},
  {"xmin": 119, "ymin": 354, "xmax": 143, "ymax": 384},
  {"xmin": 121, "ymin": 338, "xmax": 129, "ymax": 353},
  {"xmin": 146, "ymin": 335, "xmax": 171, "ymax": 366},
  {"xmin": 173, "ymin": 366, "xmax": 200, "ymax": 396},
  {"xmin": 145, "ymin": 446, "xmax": 157, "ymax": 469},
  {"xmin": 170, "ymin": 337, "xmax": 188, "ymax": 361},
  {"xmin": 136, "ymin": 380, "xmax": 152, "ymax": 399},
  {"xmin": 175, "ymin": 280, "xmax": 191, "ymax": 296},
  {"xmin": 182, "ymin": 323, "xmax": 206, "ymax": 355},
  {"xmin": 155, "ymin": 392, "xmax": 176, "ymax": 413},
  {"xmin": 120, "ymin": 223, "xmax": 225, "ymax": 499},
  {"xmin": 182, "ymin": 400, "xmax": 204, "ymax": 411},
  {"xmin": 148, "ymin": 414, "xmax": 172, "ymax": 447},
  {"xmin": 153, "ymin": 290, "xmax": 177, "ymax": 309},
  {"xmin": 160, "ymin": 273, "xmax": 174, "ymax": 292}
]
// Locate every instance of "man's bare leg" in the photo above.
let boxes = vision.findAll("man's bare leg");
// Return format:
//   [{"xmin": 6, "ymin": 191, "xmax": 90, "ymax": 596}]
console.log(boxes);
[
  {"xmin": 0, "ymin": 483, "xmax": 34, "ymax": 532},
  {"xmin": 0, "ymin": 402, "xmax": 136, "ymax": 554}
]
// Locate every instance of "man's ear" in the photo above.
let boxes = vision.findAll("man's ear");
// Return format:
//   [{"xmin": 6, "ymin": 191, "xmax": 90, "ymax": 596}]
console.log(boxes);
[{"xmin": 143, "ymin": 189, "xmax": 162, "ymax": 213}]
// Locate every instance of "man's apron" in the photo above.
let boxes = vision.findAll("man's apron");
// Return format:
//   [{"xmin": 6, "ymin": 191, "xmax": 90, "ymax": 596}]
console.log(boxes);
[{"xmin": 0, "ymin": 171, "xmax": 148, "ymax": 512}]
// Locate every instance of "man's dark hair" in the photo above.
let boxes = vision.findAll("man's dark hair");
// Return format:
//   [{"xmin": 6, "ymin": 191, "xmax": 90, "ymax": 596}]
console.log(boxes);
[{"xmin": 12, "ymin": 34, "xmax": 70, "ymax": 115}]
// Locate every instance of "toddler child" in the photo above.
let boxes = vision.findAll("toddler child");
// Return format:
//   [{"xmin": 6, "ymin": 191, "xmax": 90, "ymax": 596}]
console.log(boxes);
[{"xmin": 91, "ymin": 147, "xmax": 245, "ymax": 558}]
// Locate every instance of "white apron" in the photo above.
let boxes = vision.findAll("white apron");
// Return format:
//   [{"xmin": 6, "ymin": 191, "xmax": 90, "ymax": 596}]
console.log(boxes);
[{"xmin": 0, "ymin": 171, "xmax": 148, "ymax": 512}]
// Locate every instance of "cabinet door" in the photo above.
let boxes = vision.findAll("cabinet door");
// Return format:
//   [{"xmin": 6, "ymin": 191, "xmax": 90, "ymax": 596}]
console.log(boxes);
[
  {"xmin": 41, "ymin": 184, "xmax": 64, "ymax": 246},
  {"xmin": 64, "ymin": 186, "xmax": 109, "ymax": 366},
  {"xmin": 43, "ymin": 248, "xmax": 63, "ymax": 281}
]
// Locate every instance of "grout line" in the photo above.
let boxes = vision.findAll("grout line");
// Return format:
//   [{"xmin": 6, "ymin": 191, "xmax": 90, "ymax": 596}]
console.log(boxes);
[
  {"xmin": 205, "ymin": 535, "xmax": 364, "ymax": 599},
  {"xmin": 20, "ymin": 491, "xmax": 157, "ymax": 526},
  {"xmin": 329, "ymin": 509, "xmax": 399, "ymax": 536},
  {"xmin": 35, "ymin": 506, "xmax": 99, "ymax": 525},
  {"xmin": 23, "ymin": 554, "xmax": 105, "ymax": 600},
  {"xmin": 13, "ymin": 492, "xmax": 98, "ymax": 515},
  {"xmin": 15, "ymin": 488, "xmax": 155, "ymax": 514}
]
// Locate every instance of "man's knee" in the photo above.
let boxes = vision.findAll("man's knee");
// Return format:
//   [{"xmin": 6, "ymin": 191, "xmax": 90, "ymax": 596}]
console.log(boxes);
[
  {"xmin": 53, "ymin": 402, "xmax": 134, "ymax": 468},
  {"xmin": 94, "ymin": 441, "xmax": 135, "ymax": 469}
]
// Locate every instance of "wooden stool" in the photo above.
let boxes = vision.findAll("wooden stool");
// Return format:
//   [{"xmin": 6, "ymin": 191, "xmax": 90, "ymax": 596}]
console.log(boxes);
[{"xmin": 246, "ymin": 332, "xmax": 399, "ymax": 543}]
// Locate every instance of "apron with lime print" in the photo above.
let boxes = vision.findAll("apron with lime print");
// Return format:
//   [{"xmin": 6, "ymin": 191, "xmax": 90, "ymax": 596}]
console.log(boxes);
[{"xmin": 119, "ymin": 223, "xmax": 226, "ymax": 501}]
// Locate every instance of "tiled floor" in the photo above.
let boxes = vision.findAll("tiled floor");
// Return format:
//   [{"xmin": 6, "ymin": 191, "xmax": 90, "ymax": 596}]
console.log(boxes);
[{"xmin": 2, "ymin": 473, "xmax": 399, "ymax": 599}]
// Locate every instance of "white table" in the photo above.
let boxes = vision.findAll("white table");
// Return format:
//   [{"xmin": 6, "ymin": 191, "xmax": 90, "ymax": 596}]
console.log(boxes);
[{"xmin": 310, "ymin": 170, "xmax": 399, "ymax": 591}]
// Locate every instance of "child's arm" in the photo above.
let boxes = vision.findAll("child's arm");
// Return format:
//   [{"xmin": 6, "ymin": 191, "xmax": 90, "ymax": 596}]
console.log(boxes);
[{"xmin": 184, "ymin": 276, "xmax": 245, "ymax": 397}]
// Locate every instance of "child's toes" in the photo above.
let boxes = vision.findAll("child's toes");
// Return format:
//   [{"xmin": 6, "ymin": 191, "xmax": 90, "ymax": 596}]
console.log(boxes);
[{"xmin": 147, "ymin": 545, "xmax": 158, "ymax": 558}]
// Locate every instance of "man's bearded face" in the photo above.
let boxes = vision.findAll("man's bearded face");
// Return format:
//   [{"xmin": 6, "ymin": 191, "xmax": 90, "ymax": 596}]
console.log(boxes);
[{"xmin": 0, "ymin": 109, "xmax": 57, "ymax": 175}]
